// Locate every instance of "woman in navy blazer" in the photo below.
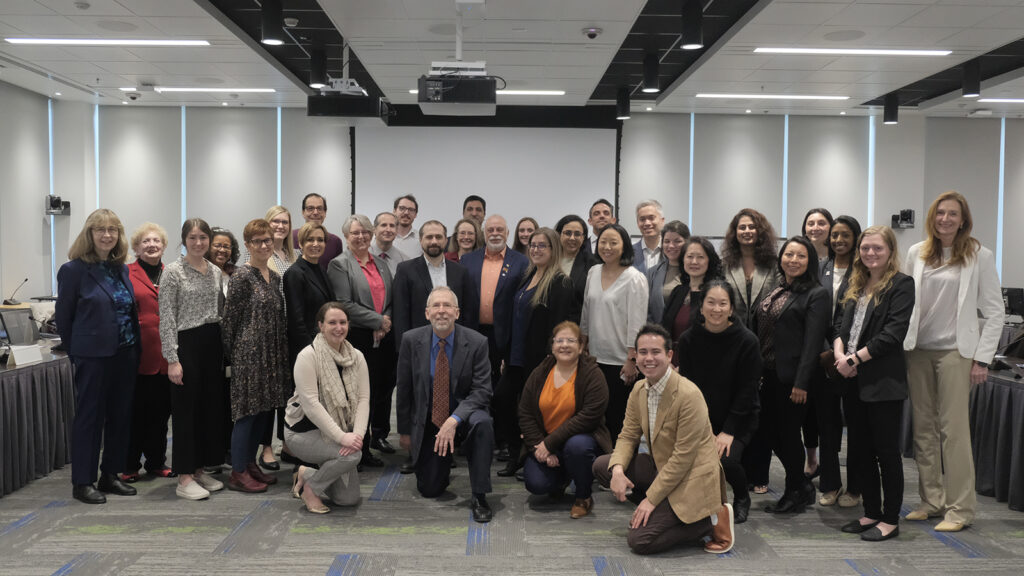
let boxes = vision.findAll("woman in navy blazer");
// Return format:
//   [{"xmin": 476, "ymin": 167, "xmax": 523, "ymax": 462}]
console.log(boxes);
[
  {"xmin": 833, "ymin": 225, "xmax": 914, "ymax": 542},
  {"xmin": 56, "ymin": 209, "xmax": 141, "ymax": 505}
]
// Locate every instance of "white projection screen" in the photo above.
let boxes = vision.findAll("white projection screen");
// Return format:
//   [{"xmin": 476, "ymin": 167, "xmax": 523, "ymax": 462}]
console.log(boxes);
[{"xmin": 354, "ymin": 126, "xmax": 617, "ymax": 233}]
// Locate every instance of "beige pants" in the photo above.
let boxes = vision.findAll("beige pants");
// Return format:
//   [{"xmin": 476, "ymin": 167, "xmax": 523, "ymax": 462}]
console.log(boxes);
[{"xmin": 906, "ymin": 349, "xmax": 976, "ymax": 525}]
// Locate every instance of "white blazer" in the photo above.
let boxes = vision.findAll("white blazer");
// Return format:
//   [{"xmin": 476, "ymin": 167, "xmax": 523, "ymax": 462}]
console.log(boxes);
[{"xmin": 902, "ymin": 240, "xmax": 1004, "ymax": 362}]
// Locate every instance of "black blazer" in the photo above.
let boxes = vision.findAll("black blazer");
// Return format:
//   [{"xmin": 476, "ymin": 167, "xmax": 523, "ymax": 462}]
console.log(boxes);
[
  {"xmin": 391, "ymin": 256, "xmax": 479, "ymax": 351},
  {"xmin": 283, "ymin": 257, "xmax": 332, "ymax": 363},
  {"xmin": 565, "ymin": 249, "xmax": 594, "ymax": 310},
  {"xmin": 660, "ymin": 282, "xmax": 701, "ymax": 343},
  {"xmin": 767, "ymin": 284, "xmax": 831, "ymax": 391},
  {"xmin": 836, "ymin": 273, "xmax": 914, "ymax": 403},
  {"xmin": 517, "ymin": 271, "xmax": 581, "ymax": 374}
]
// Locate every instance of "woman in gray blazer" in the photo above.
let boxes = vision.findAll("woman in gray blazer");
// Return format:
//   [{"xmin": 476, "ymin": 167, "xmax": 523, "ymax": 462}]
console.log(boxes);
[
  {"xmin": 721, "ymin": 208, "xmax": 780, "ymax": 329},
  {"xmin": 328, "ymin": 214, "xmax": 395, "ymax": 467}
]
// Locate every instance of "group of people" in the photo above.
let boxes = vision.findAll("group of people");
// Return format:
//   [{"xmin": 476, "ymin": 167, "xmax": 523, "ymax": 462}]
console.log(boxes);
[{"xmin": 54, "ymin": 188, "xmax": 1003, "ymax": 555}]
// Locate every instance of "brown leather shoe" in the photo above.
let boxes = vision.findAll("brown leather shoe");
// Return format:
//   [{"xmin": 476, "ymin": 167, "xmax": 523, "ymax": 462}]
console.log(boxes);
[
  {"xmin": 227, "ymin": 470, "xmax": 268, "ymax": 493},
  {"xmin": 246, "ymin": 462, "xmax": 278, "ymax": 485},
  {"xmin": 570, "ymin": 497, "xmax": 593, "ymax": 519},
  {"xmin": 705, "ymin": 503, "xmax": 734, "ymax": 554}
]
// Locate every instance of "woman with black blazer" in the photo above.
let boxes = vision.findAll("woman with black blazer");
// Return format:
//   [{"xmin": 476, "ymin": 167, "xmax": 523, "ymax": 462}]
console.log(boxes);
[
  {"xmin": 833, "ymin": 225, "xmax": 914, "ymax": 542},
  {"xmin": 660, "ymin": 236, "xmax": 722, "ymax": 353},
  {"xmin": 328, "ymin": 214, "xmax": 395, "ymax": 465},
  {"xmin": 554, "ymin": 214, "xmax": 594, "ymax": 309},
  {"xmin": 284, "ymin": 222, "xmax": 333, "ymax": 365},
  {"xmin": 496, "ymin": 227, "xmax": 581, "ymax": 476},
  {"xmin": 56, "ymin": 209, "xmax": 141, "ymax": 504},
  {"xmin": 754, "ymin": 236, "xmax": 831, "ymax": 514}
]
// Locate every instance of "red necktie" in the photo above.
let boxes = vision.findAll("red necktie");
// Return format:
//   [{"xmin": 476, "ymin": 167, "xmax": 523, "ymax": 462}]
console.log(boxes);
[{"xmin": 432, "ymin": 339, "xmax": 450, "ymax": 428}]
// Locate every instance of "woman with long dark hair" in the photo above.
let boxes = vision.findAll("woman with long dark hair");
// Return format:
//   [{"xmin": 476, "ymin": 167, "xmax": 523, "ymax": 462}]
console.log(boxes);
[
  {"xmin": 721, "ymin": 208, "xmax": 780, "ymax": 329},
  {"xmin": 554, "ymin": 214, "xmax": 594, "ymax": 307},
  {"xmin": 512, "ymin": 217, "xmax": 539, "ymax": 255},
  {"xmin": 660, "ymin": 236, "xmax": 722, "ymax": 352}
]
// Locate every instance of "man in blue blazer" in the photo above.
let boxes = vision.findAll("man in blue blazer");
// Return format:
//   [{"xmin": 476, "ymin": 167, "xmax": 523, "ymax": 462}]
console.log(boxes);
[
  {"xmin": 459, "ymin": 215, "xmax": 528, "ymax": 384},
  {"xmin": 396, "ymin": 287, "xmax": 494, "ymax": 522},
  {"xmin": 632, "ymin": 199, "xmax": 666, "ymax": 276}
]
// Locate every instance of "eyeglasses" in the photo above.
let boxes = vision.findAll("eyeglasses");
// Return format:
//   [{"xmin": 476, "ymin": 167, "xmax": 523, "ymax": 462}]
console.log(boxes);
[
  {"xmin": 248, "ymin": 238, "xmax": 274, "ymax": 247},
  {"xmin": 211, "ymin": 243, "xmax": 232, "ymax": 251},
  {"xmin": 553, "ymin": 338, "xmax": 579, "ymax": 345},
  {"xmin": 396, "ymin": 205, "xmax": 417, "ymax": 213},
  {"xmin": 349, "ymin": 230, "xmax": 372, "ymax": 237},
  {"xmin": 561, "ymin": 230, "xmax": 584, "ymax": 238},
  {"xmin": 528, "ymin": 243, "xmax": 550, "ymax": 251},
  {"xmin": 93, "ymin": 226, "xmax": 118, "ymax": 236},
  {"xmin": 303, "ymin": 206, "xmax": 325, "ymax": 213}
]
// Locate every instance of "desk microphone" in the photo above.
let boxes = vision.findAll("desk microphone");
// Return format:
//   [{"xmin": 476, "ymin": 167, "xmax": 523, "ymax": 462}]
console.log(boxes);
[{"xmin": 3, "ymin": 278, "xmax": 28, "ymax": 305}]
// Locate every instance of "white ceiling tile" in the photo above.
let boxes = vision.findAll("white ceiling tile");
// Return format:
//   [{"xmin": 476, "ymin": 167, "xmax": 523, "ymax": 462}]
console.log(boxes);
[
  {"xmin": 143, "ymin": 16, "xmax": 233, "ymax": 37},
  {"xmin": 36, "ymin": 0, "xmax": 130, "ymax": 16},
  {"xmin": 1, "ymin": 15, "xmax": 91, "ymax": 35},
  {"xmin": 152, "ymin": 61, "xmax": 223, "ymax": 75},
  {"xmin": 728, "ymin": 24, "xmax": 817, "ymax": 45},
  {"xmin": 754, "ymin": 2, "xmax": 848, "ymax": 26},
  {"xmin": 68, "ymin": 16, "xmax": 164, "ymax": 36},
  {"xmin": 32, "ymin": 59, "xmax": 108, "ymax": 74},
  {"xmin": 0, "ymin": 45, "xmax": 77, "ymax": 60},
  {"xmin": 689, "ymin": 68, "xmax": 756, "ymax": 82},
  {"xmin": 95, "ymin": 60, "xmax": 165, "ymax": 75},
  {"xmin": 216, "ymin": 62, "xmax": 280, "ymax": 76},
  {"xmin": 825, "ymin": 4, "xmax": 927, "ymax": 26},
  {"xmin": 562, "ymin": 0, "xmax": 646, "ymax": 22},
  {"xmin": 65, "ymin": 46, "xmax": 141, "ymax": 61},
  {"xmin": 802, "ymin": 25, "xmax": 889, "ymax": 44},
  {"xmin": 976, "ymin": 6, "xmax": 1024, "ymax": 28},
  {"xmin": 801, "ymin": 69, "xmax": 873, "ymax": 83},
  {"xmin": 111, "ymin": 0, "xmax": 211, "ymax": 18},
  {"xmin": 900, "ymin": 5, "xmax": 1006, "ymax": 27},
  {"xmin": 481, "ymin": 0, "xmax": 564, "ymax": 21},
  {"xmin": 872, "ymin": 26, "xmax": 961, "ymax": 45},
  {"xmin": 760, "ymin": 55, "xmax": 841, "ymax": 71},
  {"xmin": 64, "ymin": 71, "xmax": 130, "ymax": 85},
  {"xmin": 940, "ymin": 27, "xmax": 1024, "ymax": 48},
  {"xmin": 744, "ymin": 69, "xmax": 813, "ymax": 82},
  {"xmin": 0, "ymin": 1, "xmax": 56, "ymax": 16}
]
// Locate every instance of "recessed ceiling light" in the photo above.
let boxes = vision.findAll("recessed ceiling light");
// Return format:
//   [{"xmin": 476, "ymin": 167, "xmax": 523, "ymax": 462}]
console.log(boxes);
[
  {"xmin": 154, "ymin": 87, "xmax": 275, "ymax": 93},
  {"xmin": 840, "ymin": 111, "xmax": 846, "ymax": 115},
  {"xmin": 121, "ymin": 101, "xmax": 128, "ymax": 104},
  {"xmin": 745, "ymin": 109, "xmax": 751, "ymax": 113},
  {"xmin": 978, "ymin": 98, "xmax": 1024, "ymax": 103},
  {"xmin": 697, "ymin": 93, "xmax": 849, "ymax": 100},
  {"xmin": 5, "ymin": 38, "xmax": 209, "ymax": 46},
  {"xmin": 754, "ymin": 47, "xmax": 950, "ymax": 56},
  {"xmin": 221, "ymin": 102, "xmax": 228, "ymax": 106},
  {"xmin": 645, "ymin": 106, "xmax": 653, "ymax": 111},
  {"xmin": 408, "ymin": 89, "xmax": 564, "ymax": 96},
  {"xmin": 54, "ymin": 92, "xmax": 61, "ymax": 96}
]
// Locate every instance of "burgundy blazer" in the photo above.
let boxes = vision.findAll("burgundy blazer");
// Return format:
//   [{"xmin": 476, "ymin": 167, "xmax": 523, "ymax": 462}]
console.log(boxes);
[{"xmin": 128, "ymin": 261, "xmax": 168, "ymax": 375}]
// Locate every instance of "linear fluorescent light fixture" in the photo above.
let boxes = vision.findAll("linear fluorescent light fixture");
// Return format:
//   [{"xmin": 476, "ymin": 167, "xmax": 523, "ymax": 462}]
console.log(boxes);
[
  {"xmin": 153, "ymin": 87, "xmax": 276, "ymax": 93},
  {"xmin": 408, "ymin": 89, "xmax": 564, "ymax": 96},
  {"xmin": 754, "ymin": 47, "xmax": 951, "ymax": 56},
  {"xmin": 5, "ymin": 38, "xmax": 209, "ymax": 46},
  {"xmin": 978, "ymin": 98, "xmax": 1024, "ymax": 103},
  {"xmin": 696, "ymin": 93, "xmax": 849, "ymax": 100}
]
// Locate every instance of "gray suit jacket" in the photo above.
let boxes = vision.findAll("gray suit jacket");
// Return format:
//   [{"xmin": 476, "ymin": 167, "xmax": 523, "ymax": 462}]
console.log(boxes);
[
  {"xmin": 327, "ymin": 250, "xmax": 393, "ymax": 330},
  {"xmin": 395, "ymin": 324, "xmax": 492, "ymax": 465},
  {"xmin": 725, "ymin": 263, "xmax": 779, "ymax": 329}
]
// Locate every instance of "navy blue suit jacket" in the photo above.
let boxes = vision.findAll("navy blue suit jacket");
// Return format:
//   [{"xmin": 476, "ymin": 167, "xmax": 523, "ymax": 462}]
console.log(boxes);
[
  {"xmin": 55, "ymin": 258, "xmax": 141, "ymax": 359},
  {"xmin": 459, "ymin": 246, "xmax": 528, "ymax": 353}
]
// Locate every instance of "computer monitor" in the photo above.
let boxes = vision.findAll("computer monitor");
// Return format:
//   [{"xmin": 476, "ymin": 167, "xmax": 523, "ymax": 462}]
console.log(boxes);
[
  {"xmin": 0, "ymin": 308, "xmax": 39, "ymax": 345},
  {"xmin": 1003, "ymin": 287, "xmax": 1024, "ymax": 318}
]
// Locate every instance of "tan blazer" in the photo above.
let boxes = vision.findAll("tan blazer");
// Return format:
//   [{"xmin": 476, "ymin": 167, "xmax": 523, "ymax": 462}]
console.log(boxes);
[{"xmin": 608, "ymin": 370, "xmax": 726, "ymax": 524}]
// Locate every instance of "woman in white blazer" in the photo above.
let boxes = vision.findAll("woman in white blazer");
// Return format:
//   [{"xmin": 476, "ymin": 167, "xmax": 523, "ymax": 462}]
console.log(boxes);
[{"xmin": 902, "ymin": 191, "xmax": 1004, "ymax": 532}]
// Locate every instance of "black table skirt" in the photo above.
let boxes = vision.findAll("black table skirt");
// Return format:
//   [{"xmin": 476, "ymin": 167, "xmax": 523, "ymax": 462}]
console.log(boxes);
[
  {"xmin": 0, "ymin": 355, "xmax": 74, "ymax": 497},
  {"xmin": 971, "ymin": 369, "xmax": 1024, "ymax": 511}
]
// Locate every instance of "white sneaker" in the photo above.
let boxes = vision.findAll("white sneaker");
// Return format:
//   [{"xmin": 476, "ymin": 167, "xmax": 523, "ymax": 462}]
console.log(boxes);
[
  {"xmin": 195, "ymin": 473, "xmax": 224, "ymax": 492},
  {"xmin": 176, "ymin": 480, "xmax": 210, "ymax": 500}
]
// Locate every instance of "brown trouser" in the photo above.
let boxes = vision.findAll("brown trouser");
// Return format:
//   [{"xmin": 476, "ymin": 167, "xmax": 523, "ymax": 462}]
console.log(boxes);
[{"xmin": 593, "ymin": 453, "xmax": 712, "ymax": 555}]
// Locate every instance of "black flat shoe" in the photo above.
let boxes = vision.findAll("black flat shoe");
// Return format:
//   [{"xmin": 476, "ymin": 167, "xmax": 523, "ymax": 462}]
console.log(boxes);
[
  {"xmin": 841, "ymin": 519, "xmax": 880, "ymax": 534},
  {"xmin": 371, "ymin": 437, "xmax": 397, "ymax": 454},
  {"xmin": 360, "ymin": 453, "xmax": 384, "ymax": 468},
  {"xmin": 496, "ymin": 462, "xmax": 521, "ymax": 477},
  {"xmin": 471, "ymin": 496, "xmax": 493, "ymax": 523},
  {"xmin": 73, "ymin": 484, "xmax": 106, "ymax": 504},
  {"xmin": 514, "ymin": 469, "xmax": 524, "ymax": 482},
  {"xmin": 765, "ymin": 491, "xmax": 805, "ymax": 514},
  {"xmin": 861, "ymin": 525, "xmax": 899, "ymax": 542},
  {"xmin": 495, "ymin": 447, "xmax": 510, "ymax": 462},
  {"xmin": 804, "ymin": 464, "xmax": 820, "ymax": 480},
  {"xmin": 97, "ymin": 473, "xmax": 137, "ymax": 496},
  {"xmin": 258, "ymin": 456, "xmax": 280, "ymax": 471},
  {"xmin": 399, "ymin": 458, "xmax": 415, "ymax": 475},
  {"xmin": 734, "ymin": 492, "xmax": 751, "ymax": 524}
]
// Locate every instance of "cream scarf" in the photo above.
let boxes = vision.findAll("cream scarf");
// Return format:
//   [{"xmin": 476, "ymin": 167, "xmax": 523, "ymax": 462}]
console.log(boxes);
[{"xmin": 312, "ymin": 333, "xmax": 361, "ymax": 434}]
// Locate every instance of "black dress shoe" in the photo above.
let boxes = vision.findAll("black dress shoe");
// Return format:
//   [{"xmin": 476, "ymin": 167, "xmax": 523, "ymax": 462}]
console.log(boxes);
[
  {"xmin": 97, "ymin": 473, "xmax": 137, "ymax": 496},
  {"xmin": 471, "ymin": 496, "xmax": 493, "ymax": 523},
  {"xmin": 371, "ymin": 438, "xmax": 396, "ymax": 454},
  {"xmin": 360, "ymin": 452, "xmax": 384, "ymax": 468},
  {"xmin": 734, "ymin": 492, "xmax": 751, "ymax": 524},
  {"xmin": 841, "ymin": 519, "xmax": 880, "ymax": 534},
  {"xmin": 73, "ymin": 484, "xmax": 106, "ymax": 504},
  {"xmin": 861, "ymin": 525, "xmax": 899, "ymax": 542},
  {"xmin": 801, "ymin": 481, "xmax": 816, "ymax": 506},
  {"xmin": 496, "ymin": 461, "xmax": 521, "ymax": 477},
  {"xmin": 258, "ymin": 456, "xmax": 280, "ymax": 471},
  {"xmin": 514, "ymin": 469, "xmax": 524, "ymax": 482},
  {"xmin": 495, "ymin": 447, "xmax": 510, "ymax": 462},
  {"xmin": 764, "ymin": 490, "xmax": 805, "ymax": 514},
  {"xmin": 399, "ymin": 458, "xmax": 415, "ymax": 475}
]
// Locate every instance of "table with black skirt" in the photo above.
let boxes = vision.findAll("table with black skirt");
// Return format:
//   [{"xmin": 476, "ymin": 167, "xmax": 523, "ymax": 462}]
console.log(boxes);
[{"xmin": 970, "ymin": 360, "xmax": 1024, "ymax": 511}]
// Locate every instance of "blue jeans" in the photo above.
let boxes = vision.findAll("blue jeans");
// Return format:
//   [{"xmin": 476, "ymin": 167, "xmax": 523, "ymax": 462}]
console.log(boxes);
[
  {"xmin": 231, "ymin": 411, "xmax": 271, "ymax": 473},
  {"xmin": 523, "ymin": 434, "xmax": 599, "ymax": 499}
]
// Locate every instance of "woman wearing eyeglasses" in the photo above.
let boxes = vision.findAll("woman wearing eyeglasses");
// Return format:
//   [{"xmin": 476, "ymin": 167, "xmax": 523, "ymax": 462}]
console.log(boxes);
[
  {"xmin": 328, "ymin": 214, "xmax": 396, "ymax": 466},
  {"xmin": 554, "ymin": 215, "xmax": 595, "ymax": 308},
  {"xmin": 494, "ymin": 228, "xmax": 580, "ymax": 477},
  {"xmin": 518, "ymin": 321, "xmax": 611, "ymax": 518}
]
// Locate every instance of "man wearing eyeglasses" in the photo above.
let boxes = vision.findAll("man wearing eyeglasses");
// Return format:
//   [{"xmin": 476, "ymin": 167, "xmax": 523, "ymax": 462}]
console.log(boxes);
[
  {"xmin": 292, "ymin": 193, "xmax": 344, "ymax": 271},
  {"xmin": 392, "ymin": 195, "xmax": 422, "ymax": 258}
]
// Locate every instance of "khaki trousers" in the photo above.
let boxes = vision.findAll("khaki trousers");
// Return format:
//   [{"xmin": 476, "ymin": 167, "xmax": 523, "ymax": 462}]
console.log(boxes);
[{"xmin": 906, "ymin": 349, "xmax": 976, "ymax": 525}]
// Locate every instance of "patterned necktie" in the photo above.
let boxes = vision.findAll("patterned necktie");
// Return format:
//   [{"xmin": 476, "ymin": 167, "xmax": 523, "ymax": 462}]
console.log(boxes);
[{"xmin": 432, "ymin": 339, "xmax": 450, "ymax": 428}]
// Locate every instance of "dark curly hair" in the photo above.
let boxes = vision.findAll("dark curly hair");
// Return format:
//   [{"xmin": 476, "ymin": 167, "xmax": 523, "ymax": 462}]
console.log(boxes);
[{"xmin": 721, "ymin": 208, "xmax": 777, "ymax": 269}]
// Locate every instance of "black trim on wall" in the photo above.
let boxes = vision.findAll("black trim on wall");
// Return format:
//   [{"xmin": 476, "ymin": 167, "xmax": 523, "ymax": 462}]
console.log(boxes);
[
  {"xmin": 349, "ymin": 126, "xmax": 356, "ymax": 214},
  {"xmin": 615, "ymin": 121, "xmax": 623, "ymax": 219},
  {"xmin": 385, "ymin": 105, "xmax": 619, "ymax": 129}
]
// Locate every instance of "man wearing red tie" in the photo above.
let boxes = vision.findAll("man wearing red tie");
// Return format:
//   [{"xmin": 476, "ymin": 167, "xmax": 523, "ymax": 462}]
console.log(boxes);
[{"xmin": 396, "ymin": 287, "xmax": 495, "ymax": 522}]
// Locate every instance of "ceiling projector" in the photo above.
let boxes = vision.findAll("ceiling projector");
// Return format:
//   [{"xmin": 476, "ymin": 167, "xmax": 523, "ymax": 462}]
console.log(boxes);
[{"xmin": 417, "ymin": 61, "xmax": 496, "ymax": 116}]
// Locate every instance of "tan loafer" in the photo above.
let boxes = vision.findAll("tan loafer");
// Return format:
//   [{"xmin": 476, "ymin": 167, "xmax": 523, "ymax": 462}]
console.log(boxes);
[
  {"xmin": 934, "ymin": 520, "xmax": 965, "ymax": 532},
  {"xmin": 819, "ymin": 489, "xmax": 841, "ymax": 506},
  {"xmin": 704, "ymin": 503, "xmax": 734, "ymax": 554},
  {"xmin": 905, "ymin": 507, "xmax": 941, "ymax": 521},
  {"xmin": 569, "ymin": 497, "xmax": 593, "ymax": 519},
  {"xmin": 837, "ymin": 492, "xmax": 861, "ymax": 508}
]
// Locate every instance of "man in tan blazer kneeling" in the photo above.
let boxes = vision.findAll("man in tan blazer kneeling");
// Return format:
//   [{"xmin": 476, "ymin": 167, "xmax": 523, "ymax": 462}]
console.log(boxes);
[{"xmin": 593, "ymin": 323, "xmax": 734, "ymax": 555}]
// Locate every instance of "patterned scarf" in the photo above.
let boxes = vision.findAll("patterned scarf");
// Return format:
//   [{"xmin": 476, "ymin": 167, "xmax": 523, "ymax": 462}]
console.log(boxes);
[{"xmin": 311, "ymin": 333, "xmax": 361, "ymax": 433}]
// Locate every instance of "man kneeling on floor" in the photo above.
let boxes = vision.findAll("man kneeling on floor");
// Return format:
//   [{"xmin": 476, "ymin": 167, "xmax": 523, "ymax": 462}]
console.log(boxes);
[{"xmin": 592, "ymin": 323, "xmax": 734, "ymax": 555}]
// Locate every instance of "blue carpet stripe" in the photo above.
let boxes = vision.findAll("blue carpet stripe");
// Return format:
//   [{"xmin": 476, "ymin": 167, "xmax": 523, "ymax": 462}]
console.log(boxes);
[
  {"xmin": 1, "ymin": 500, "xmax": 66, "ymax": 538},
  {"xmin": 929, "ymin": 529, "xmax": 986, "ymax": 558},
  {"xmin": 52, "ymin": 552, "xmax": 100, "ymax": 576},
  {"xmin": 844, "ymin": 559, "xmax": 875, "ymax": 576},
  {"xmin": 465, "ymin": 511, "xmax": 489, "ymax": 555},
  {"xmin": 216, "ymin": 499, "xmax": 271, "ymax": 555},
  {"xmin": 326, "ymin": 553, "xmax": 361, "ymax": 576},
  {"xmin": 368, "ymin": 466, "xmax": 402, "ymax": 501},
  {"xmin": 591, "ymin": 556, "xmax": 627, "ymax": 576}
]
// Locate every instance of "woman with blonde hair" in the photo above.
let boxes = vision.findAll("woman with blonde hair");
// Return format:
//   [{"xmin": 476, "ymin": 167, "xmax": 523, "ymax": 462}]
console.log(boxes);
[
  {"xmin": 57, "ymin": 209, "xmax": 141, "ymax": 504},
  {"xmin": 446, "ymin": 217, "xmax": 484, "ymax": 262},
  {"xmin": 833, "ymin": 225, "xmax": 914, "ymax": 541},
  {"xmin": 902, "ymin": 191, "xmax": 1004, "ymax": 532},
  {"xmin": 264, "ymin": 205, "xmax": 296, "ymax": 276}
]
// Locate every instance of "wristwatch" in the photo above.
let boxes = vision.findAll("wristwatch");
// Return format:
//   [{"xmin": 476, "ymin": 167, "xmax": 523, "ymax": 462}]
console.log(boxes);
[
  {"xmin": 975, "ymin": 360, "xmax": 989, "ymax": 369},
  {"xmin": 846, "ymin": 357, "xmax": 856, "ymax": 367}
]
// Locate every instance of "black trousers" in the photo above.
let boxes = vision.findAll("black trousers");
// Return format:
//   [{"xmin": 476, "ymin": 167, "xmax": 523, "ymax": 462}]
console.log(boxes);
[
  {"xmin": 762, "ymin": 370, "xmax": 810, "ymax": 492},
  {"xmin": 70, "ymin": 346, "xmax": 136, "ymax": 486},
  {"xmin": 743, "ymin": 378, "xmax": 771, "ymax": 487},
  {"xmin": 845, "ymin": 388, "xmax": 904, "ymax": 525},
  {"xmin": 492, "ymin": 365, "xmax": 526, "ymax": 458},
  {"xmin": 126, "ymin": 372, "xmax": 172, "ymax": 472},
  {"xmin": 802, "ymin": 371, "xmax": 821, "ymax": 451},
  {"xmin": 598, "ymin": 363, "xmax": 630, "ymax": 444},
  {"xmin": 721, "ymin": 435, "xmax": 749, "ymax": 500},
  {"xmin": 415, "ymin": 410, "xmax": 494, "ymax": 497},
  {"xmin": 170, "ymin": 323, "xmax": 226, "ymax": 473},
  {"xmin": 814, "ymin": 374, "xmax": 846, "ymax": 493},
  {"xmin": 348, "ymin": 326, "xmax": 397, "ymax": 442}
]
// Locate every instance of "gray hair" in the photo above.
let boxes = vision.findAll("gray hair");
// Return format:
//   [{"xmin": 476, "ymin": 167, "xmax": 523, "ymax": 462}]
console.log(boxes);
[
  {"xmin": 374, "ymin": 212, "xmax": 397, "ymax": 227},
  {"xmin": 426, "ymin": 286, "xmax": 459, "ymax": 309},
  {"xmin": 635, "ymin": 199, "xmax": 663, "ymax": 218},
  {"xmin": 341, "ymin": 214, "xmax": 373, "ymax": 236}
]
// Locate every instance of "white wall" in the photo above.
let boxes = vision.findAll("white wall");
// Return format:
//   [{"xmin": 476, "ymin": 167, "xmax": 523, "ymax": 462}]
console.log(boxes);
[
  {"xmin": 1003, "ymin": 120, "xmax": 1024, "ymax": 288},
  {"xmin": 281, "ymin": 109, "xmax": 352, "ymax": 236},
  {"xmin": 874, "ymin": 113, "xmax": 926, "ymax": 251},
  {"xmin": 620, "ymin": 113, "xmax": 690, "ymax": 234}
]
